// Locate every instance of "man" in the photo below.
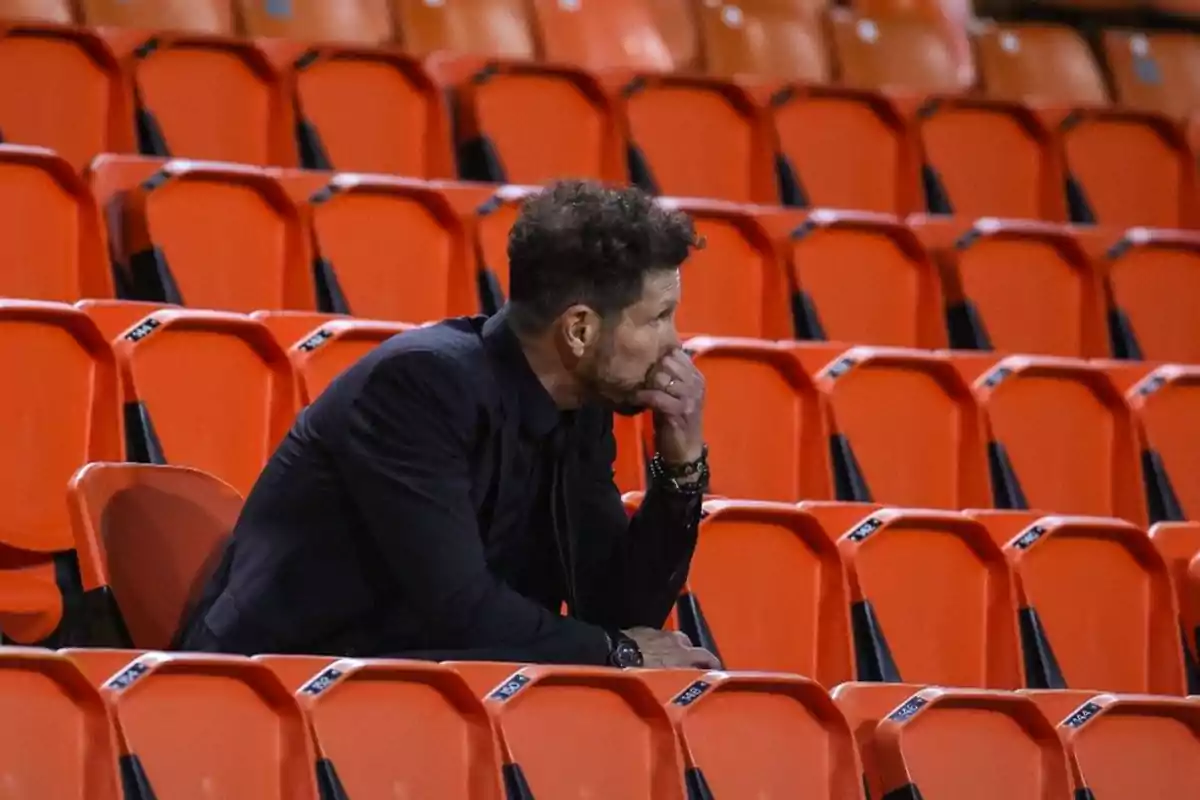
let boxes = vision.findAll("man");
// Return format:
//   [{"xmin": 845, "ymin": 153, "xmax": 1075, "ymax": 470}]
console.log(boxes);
[{"xmin": 176, "ymin": 180, "xmax": 719, "ymax": 669}]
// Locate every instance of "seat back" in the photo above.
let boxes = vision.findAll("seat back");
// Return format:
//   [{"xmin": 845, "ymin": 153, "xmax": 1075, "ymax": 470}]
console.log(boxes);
[
  {"xmin": 76, "ymin": 300, "xmax": 174, "ymax": 342},
  {"xmin": 831, "ymin": 682, "xmax": 927, "ymax": 800},
  {"xmin": 665, "ymin": 672, "xmax": 863, "ymax": 798},
  {"xmin": 1104, "ymin": 30, "xmax": 1200, "ymax": 119},
  {"xmin": 696, "ymin": 0, "xmax": 830, "ymax": 81},
  {"xmin": 853, "ymin": 0, "xmax": 975, "ymax": 85},
  {"xmin": 119, "ymin": 160, "xmax": 313, "ymax": 312},
  {"xmin": 1131, "ymin": 366, "xmax": 1200, "ymax": 525},
  {"xmin": 238, "ymin": 0, "xmax": 393, "ymax": 43},
  {"xmin": 837, "ymin": 508, "xmax": 1022, "ymax": 687},
  {"xmin": 686, "ymin": 337, "xmax": 831, "ymax": 502},
  {"xmin": 114, "ymin": 309, "xmax": 296, "ymax": 496},
  {"xmin": 0, "ymin": 146, "xmax": 111, "ymax": 302},
  {"xmin": 685, "ymin": 501, "xmax": 852, "ymax": 681},
  {"xmin": 974, "ymin": 356, "xmax": 1146, "ymax": 525},
  {"xmin": 1149, "ymin": 520, "xmax": 1200, "ymax": 683},
  {"xmin": 482, "ymin": 665, "xmax": 684, "ymax": 798},
  {"xmin": 811, "ymin": 347, "xmax": 990, "ymax": 509},
  {"xmin": 391, "ymin": 0, "xmax": 536, "ymax": 58},
  {"xmin": 252, "ymin": 654, "xmax": 339, "ymax": 692},
  {"xmin": 1007, "ymin": 515, "xmax": 1185, "ymax": 693},
  {"xmin": 530, "ymin": 0, "xmax": 673, "ymax": 71},
  {"xmin": 294, "ymin": 659, "xmax": 504, "ymax": 799},
  {"xmin": 647, "ymin": 0, "xmax": 699, "ymax": 72},
  {"xmin": 62, "ymin": 647, "xmax": 151, "ymax": 686},
  {"xmin": 830, "ymin": 11, "xmax": 967, "ymax": 94},
  {"xmin": 291, "ymin": 319, "xmax": 413, "ymax": 404},
  {"xmin": 975, "ymin": 23, "xmax": 1109, "ymax": 104},
  {"xmin": 0, "ymin": 649, "xmax": 121, "ymax": 798},
  {"xmin": 101, "ymin": 653, "xmax": 317, "ymax": 799},
  {"xmin": 1104, "ymin": 229, "xmax": 1200, "ymax": 363},
  {"xmin": 249, "ymin": 309, "xmax": 346, "ymax": 351},
  {"xmin": 66, "ymin": 463, "xmax": 243, "ymax": 650},
  {"xmin": 304, "ymin": 174, "xmax": 476, "ymax": 321},
  {"xmin": 81, "ymin": 0, "xmax": 236, "ymax": 33},
  {"xmin": 0, "ymin": 0, "xmax": 74, "ymax": 23},
  {"xmin": 873, "ymin": 688, "xmax": 1072, "ymax": 799}
]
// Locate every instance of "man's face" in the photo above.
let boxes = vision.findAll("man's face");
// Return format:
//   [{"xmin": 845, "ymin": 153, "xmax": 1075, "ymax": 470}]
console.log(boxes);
[{"xmin": 578, "ymin": 269, "xmax": 682, "ymax": 410}]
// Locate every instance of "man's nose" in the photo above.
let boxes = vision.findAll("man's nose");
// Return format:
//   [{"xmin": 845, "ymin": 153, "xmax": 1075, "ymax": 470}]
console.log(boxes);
[{"xmin": 663, "ymin": 325, "xmax": 681, "ymax": 354}]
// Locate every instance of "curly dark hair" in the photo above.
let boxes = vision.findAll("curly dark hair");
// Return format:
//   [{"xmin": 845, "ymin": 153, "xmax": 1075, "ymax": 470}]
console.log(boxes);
[{"xmin": 506, "ymin": 180, "xmax": 701, "ymax": 333}]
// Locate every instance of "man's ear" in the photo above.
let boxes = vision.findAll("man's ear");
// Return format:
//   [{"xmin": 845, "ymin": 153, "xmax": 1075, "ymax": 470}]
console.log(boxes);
[{"xmin": 560, "ymin": 304, "xmax": 602, "ymax": 357}]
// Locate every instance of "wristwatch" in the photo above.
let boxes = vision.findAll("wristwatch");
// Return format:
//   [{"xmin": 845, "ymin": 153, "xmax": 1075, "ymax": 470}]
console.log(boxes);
[{"xmin": 606, "ymin": 630, "xmax": 644, "ymax": 669}]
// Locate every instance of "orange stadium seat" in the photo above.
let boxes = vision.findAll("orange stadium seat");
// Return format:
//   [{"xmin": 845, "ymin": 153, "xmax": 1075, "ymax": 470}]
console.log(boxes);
[
  {"xmin": 1018, "ymin": 687, "xmax": 1099, "ymax": 726},
  {"xmin": 66, "ymin": 462, "xmax": 242, "ymax": 650},
  {"xmin": 807, "ymin": 347, "xmax": 991, "ymax": 508},
  {"xmin": 252, "ymin": 654, "xmax": 338, "ymax": 692},
  {"xmin": 80, "ymin": 0, "xmax": 234, "ymax": 33},
  {"xmin": 0, "ymin": 145, "xmax": 111, "ymax": 302},
  {"xmin": 976, "ymin": 23, "xmax": 1198, "ymax": 229},
  {"xmin": 682, "ymin": 501, "xmax": 852, "ymax": 680},
  {"xmin": 0, "ymin": 302, "xmax": 121, "ymax": 645},
  {"xmin": 1104, "ymin": 30, "xmax": 1200, "ymax": 121},
  {"xmin": 0, "ymin": 648, "xmax": 121, "ymax": 798},
  {"xmin": 0, "ymin": 21, "xmax": 130, "ymax": 170},
  {"xmin": 1130, "ymin": 367, "xmax": 1200, "ymax": 528},
  {"xmin": 529, "ymin": 0, "xmax": 673, "ymax": 72},
  {"xmin": 61, "ymin": 646, "xmax": 147, "ymax": 687},
  {"xmin": 1101, "ymin": 228, "xmax": 1200, "ymax": 363},
  {"xmin": 76, "ymin": 299, "xmax": 173, "ymax": 342},
  {"xmin": 647, "ymin": 0, "xmax": 700, "ymax": 72},
  {"xmin": 831, "ymin": 682, "xmax": 927, "ymax": 800},
  {"xmin": 836, "ymin": 508, "xmax": 1022, "ymax": 687},
  {"xmin": 113, "ymin": 309, "xmax": 296, "ymax": 496},
  {"xmin": 468, "ymin": 664, "xmax": 685, "ymax": 798},
  {"xmin": 781, "ymin": 210, "xmax": 946, "ymax": 347},
  {"xmin": 298, "ymin": 173, "xmax": 477, "ymax": 320},
  {"xmin": 0, "ymin": 0, "xmax": 74, "ymax": 23},
  {"xmin": 685, "ymin": 337, "xmax": 831, "ymax": 502},
  {"xmin": 660, "ymin": 198, "xmax": 793, "ymax": 339},
  {"xmin": 1057, "ymin": 694, "xmax": 1200, "ymax": 795},
  {"xmin": 98, "ymin": 28, "xmax": 295, "ymax": 167},
  {"xmin": 852, "ymin": 0, "xmax": 975, "ymax": 84},
  {"xmin": 973, "ymin": 356, "xmax": 1147, "ymax": 524},
  {"xmin": 999, "ymin": 514, "xmax": 1185, "ymax": 693},
  {"xmin": 98, "ymin": 653, "xmax": 318, "ymax": 799},
  {"xmin": 694, "ymin": 0, "xmax": 832, "ymax": 81},
  {"xmin": 290, "ymin": 658, "xmax": 505, "ymax": 799},
  {"xmin": 109, "ymin": 159, "xmax": 315, "ymax": 313},
  {"xmin": 471, "ymin": 184, "xmax": 532, "ymax": 312},
  {"xmin": 872, "ymin": 687, "xmax": 1072, "ymax": 799},
  {"xmin": 237, "ymin": 0, "xmax": 394, "ymax": 44},
  {"xmin": 391, "ymin": 0, "xmax": 537, "ymax": 58},
  {"xmin": 249, "ymin": 309, "xmax": 346, "ymax": 350},
  {"xmin": 659, "ymin": 672, "xmax": 864, "ymax": 799},
  {"xmin": 1149, "ymin": 520, "xmax": 1200, "ymax": 690},
  {"xmin": 914, "ymin": 217, "xmax": 1107, "ymax": 356},
  {"xmin": 261, "ymin": 40, "xmax": 454, "ymax": 176},
  {"xmin": 830, "ymin": 10, "xmax": 967, "ymax": 94},
  {"xmin": 289, "ymin": 318, "xmax": 413, "ymax": 404}
]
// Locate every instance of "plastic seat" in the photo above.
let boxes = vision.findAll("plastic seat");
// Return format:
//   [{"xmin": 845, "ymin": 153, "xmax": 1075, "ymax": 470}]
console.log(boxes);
[
  {"xmin": 0, "ymin": 146, "xmax": 111, "ymax": 302},
  {"xmin": 695, "ymin": 0, "xmax": 831, "ymax": 81},
  {"xmin": 659, "ymin": 672, "xmax": 864, "ymax": 799},
  {"xmin": 249, "ymin": 309, "xmax": 346, "ymax": 351},
  {"xmin": 830, "ymin": 10, "xmax": 967, "ymax": 94},
  {"xmin": 62, "ymin": 647, "xmax": 151, "ymax": 686},
  {"xmin": 114, "ymin": 309, "xmax": 296, "ymax": 496},
  {"xmin": 976, "ymin": 23, "xmax": 1198, "ymax": 229},
  {"xmin": 915, "ymin": 217, "xmax": 1106, "ymax": 356},
  {"xmin": 290, "ymin": 319, "xmax": 413, "ymax": 404},
  {"xmin": 0, "ymin": 21, "xmax": 129, "ymax": 170},
  {"xmin": 0, "ymin": 0, "xmax": 74, "ymax": 23},
  {"xmin": 1018, "ymin": 688, "xmax": 1099, "ymax": 726},
  {"xmin": 1104, "ymin": 30, "xmax": 1200, "ymax": 121},
  {"xmin": 0, "ymin": 302, "xmax": 121, "ymax": 645},
  {"xmin": 1149, "ymin": 520, "xmax": 1200, "ymax": 690},
  {"xmin": 659, "ymin": 199, "xmax": 793, "ymax": 338},
  {"xmin": 80, "ymin": 0, "xmax": 235, "ymax": 33},
  {"xmin": 973, "ymin": 356, "xmax": 1147, "ymax": 525},
  {"xmin": 782, "ymin": 210, "xmax": 946, "ymax": 347},
  {"xmin": 299, "ymin": 173, "xmax": 476, "ymax": 321},
  {"xmin": 1058, "ymin": 694, "xmax": 1200, "ymax": 795},
  {"xmin": 477, "ymin": 665, "xmax": 684, "ymax": 798},
  {"xmin": 98, "ymin": 653, "xmax": 318, "ymax": 799},
  {"xmin": 391, "ymin": 0, "xmax": 536, "ymax": 58},
  {"xmin": 66, "ymin": 463, "xmax": 243, "ymax": 650},
  {"xmin": 681, "ymin": 500, "xmax": 852, "ymax": 680},
  {"xmin": 685, "ymin": 337, "xmax": 831, "ymax": 502},
  {"xmin": 1102, "ymin": 228, "xmax": 1200, "ymax": 363},
  {"xmin": 0, "ymin": 648, "xmax": 121, "ymax": 798},
  {"xmin": 805, "ymin": 347, "xmax": 990, "ymax": 509},
  {"xmin": 647, "ymin": 0, "xmax": 699, "ymax": 72},
  {"xmin": 238, "ymin": 0, "xmax": 393, "ymax": 44},
  {"xmin": 852, "ymin": 0, "xmax": 975, "ymax": 84},
  {"xmin": 1130, "ymin": 366, "xmax": 1200, "ymax": 525},
  {"xmin": 252, "ymin": 654, "xmax": 339, "ymax": 692},
  {"xmin": 836, "ymin": 508, "xmax": 1022, "ymax": 687},
  {"xmin": 76, "ymin": 300, "xmax": 174, "ymax": 342},
  {"xmin": 529, "ymin": 0, "xmax": 673, "ymax": 72},
  {"xmin": 1003, "ymin": 514, "xmax": 1185, "ymax": 693},
  {"xmin": 831, "ymin": 682, "xmax": 927, "ymax": 800},
  {"xmin": 288, "ymin": 658, "xmax": 505, "ymax": 799},
  {"xmin": 872, "ymin": 687, "xmax": 1072, "ymax": 799},
  {"xmin": 113, "ymin": 159, "xmax": 314, "ymax": 313}
]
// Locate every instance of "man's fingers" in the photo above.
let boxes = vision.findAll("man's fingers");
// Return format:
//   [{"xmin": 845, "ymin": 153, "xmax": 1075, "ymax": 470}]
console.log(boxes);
[
  {"xmin": 687, "ymin": 647, "xmax": 722, "ymax": 670},
  {"xmin": 673, "ymin": 631, "xmax": 694, "ymax": 647},
  {"xmin": 634, "ymin": 388, "xmax": 686, "ymax": 415}
]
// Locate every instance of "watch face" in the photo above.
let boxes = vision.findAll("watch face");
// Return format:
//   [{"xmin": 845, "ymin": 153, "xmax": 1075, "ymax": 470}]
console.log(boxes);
[{"xmin": 614, "ymin": 641, "xmax": 644, "ymax": 668}]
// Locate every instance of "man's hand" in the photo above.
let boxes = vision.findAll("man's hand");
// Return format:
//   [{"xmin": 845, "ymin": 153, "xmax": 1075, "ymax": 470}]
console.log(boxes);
[
  {"xmin": 624, "ymin": 627, "xmax": 721, "ymax": 669},
  {"xmin": 634, "ymin": 349, "xmax": 705, "ymax": 465}
]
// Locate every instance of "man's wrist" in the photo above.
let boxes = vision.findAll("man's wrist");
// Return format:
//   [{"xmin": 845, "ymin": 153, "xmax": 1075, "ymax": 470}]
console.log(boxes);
[{"xmin": 649, "ymin": 445, "xmax": 710, "ymax": 494}]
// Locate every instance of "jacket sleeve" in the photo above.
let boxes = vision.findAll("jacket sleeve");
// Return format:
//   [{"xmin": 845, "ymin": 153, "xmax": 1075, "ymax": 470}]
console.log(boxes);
[
  {"xmin": 573, "ymin": 412, "xmax": 703, "ymax": 630},
  {"xmin": 329, "ymin": 349, "xmax": 612, "ymax": 665}
]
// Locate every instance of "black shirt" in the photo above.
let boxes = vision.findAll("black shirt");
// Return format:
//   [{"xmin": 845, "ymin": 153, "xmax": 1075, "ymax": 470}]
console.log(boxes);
[{"xmin": 176, "ymin": 308, "xmax": 703, "ymax": 664}]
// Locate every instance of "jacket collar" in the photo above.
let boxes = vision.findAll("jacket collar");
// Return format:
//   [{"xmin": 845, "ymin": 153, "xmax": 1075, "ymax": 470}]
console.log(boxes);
[{"xmin": 482, "ymin": 306, "xmax": 561, "ymax": 439}]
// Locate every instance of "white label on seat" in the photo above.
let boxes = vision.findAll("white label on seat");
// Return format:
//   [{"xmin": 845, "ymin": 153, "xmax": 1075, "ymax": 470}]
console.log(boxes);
[
  {"xmin": 1000, "ymin": 31, "xmax": 1020, "ymax": 53},
  {"xmin": 423, "ymin": 0, "xmax": 445, "ymax": 6},
  {"xmin": 1129, "ymin": 33, "xmax": 1149, "ymax": 57},
  {"xmin": 721, "ymin": 5, "xmax": 744, "ymax": 28},
  {"xmin": 559, "ymin": 0, "xmax": 580, "ymax": 10},
  {"xmin": 857, "ymin": 19, "xmax": 879, "ymax": 43}
]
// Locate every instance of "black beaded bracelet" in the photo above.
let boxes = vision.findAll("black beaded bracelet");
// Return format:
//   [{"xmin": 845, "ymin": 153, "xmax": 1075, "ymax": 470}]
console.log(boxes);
[{"xmin": 649, "ymin": 445, "xmax": 710, "ymax": 494}]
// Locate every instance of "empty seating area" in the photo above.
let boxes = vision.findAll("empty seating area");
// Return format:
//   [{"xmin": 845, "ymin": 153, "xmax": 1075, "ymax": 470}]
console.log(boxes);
[{"xmin": 2, "ymin": 0, "xmax": 1200, "ymax": 794}]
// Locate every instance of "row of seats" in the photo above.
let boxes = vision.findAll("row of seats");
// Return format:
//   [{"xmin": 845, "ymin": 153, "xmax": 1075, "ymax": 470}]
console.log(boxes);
[
  {"xmin": 5, "ymin": 150, "xmax": 1199, "ymax": 362},
  {"xmin": 6, "ymin": 646, "xmax": 1200, "ymax": 798}
]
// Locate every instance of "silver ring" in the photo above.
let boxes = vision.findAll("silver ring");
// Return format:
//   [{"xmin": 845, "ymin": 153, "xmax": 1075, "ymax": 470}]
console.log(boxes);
[{"xmin": 666, "ymin": 378, "xmax": 677, "ymax": 391}]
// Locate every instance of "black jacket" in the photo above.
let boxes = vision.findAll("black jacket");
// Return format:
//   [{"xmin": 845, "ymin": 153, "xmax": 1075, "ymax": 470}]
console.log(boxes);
[{"xmin": 176, "ymin": 308, "xmax": 702, "ymax": 663}]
